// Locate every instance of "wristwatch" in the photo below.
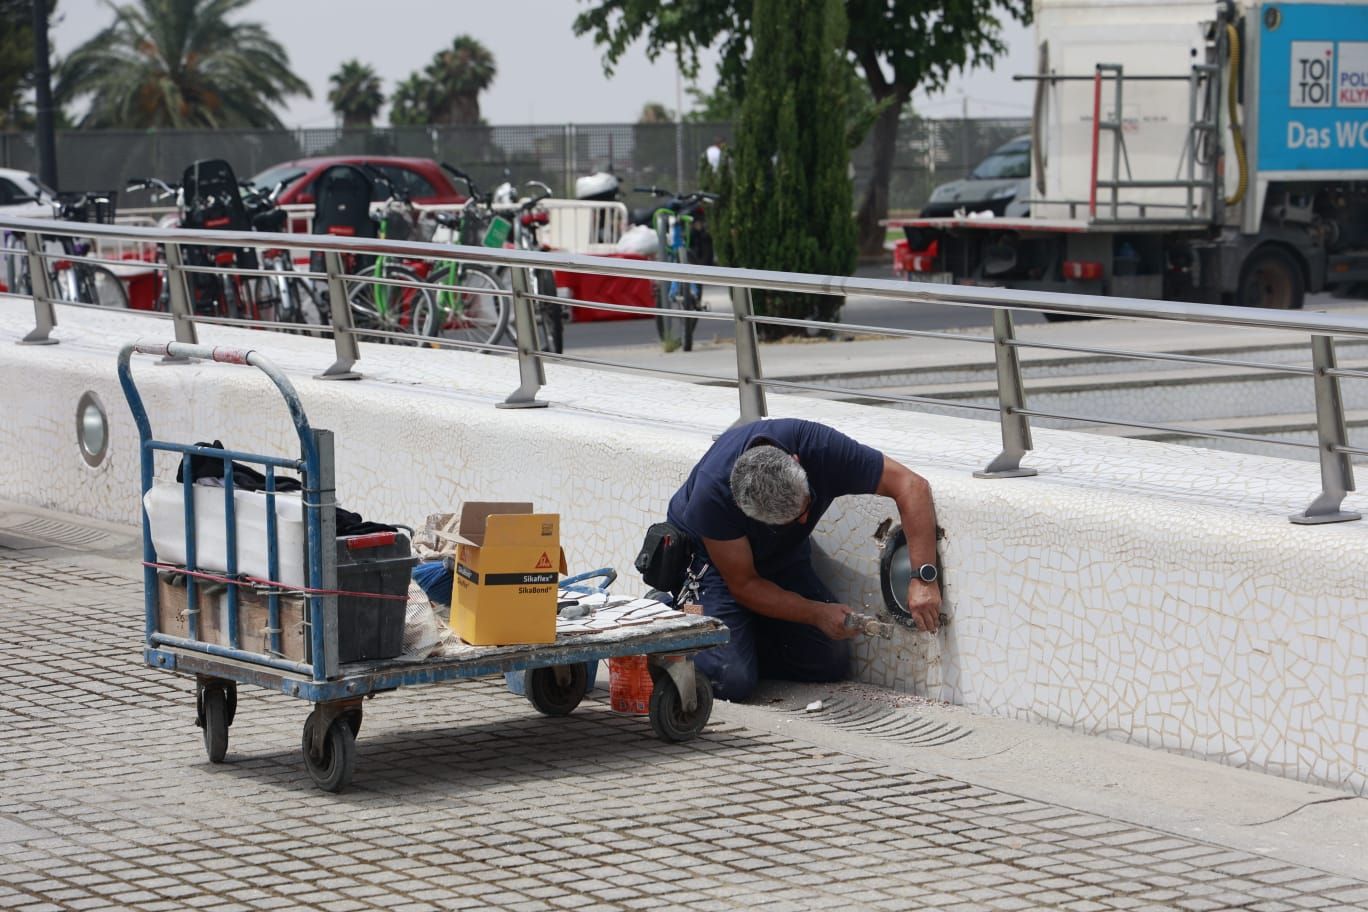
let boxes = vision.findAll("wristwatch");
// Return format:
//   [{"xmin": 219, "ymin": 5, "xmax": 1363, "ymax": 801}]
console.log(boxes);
[{"xmin": 913, "ymin": 562, "xmax": 938, "ymax": 583}]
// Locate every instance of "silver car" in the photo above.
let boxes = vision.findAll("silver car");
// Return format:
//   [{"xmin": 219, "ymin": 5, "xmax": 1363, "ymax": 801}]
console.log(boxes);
[{"xmin": 919, "ymin": 136, "xmax": 1030, "ymax": 219}]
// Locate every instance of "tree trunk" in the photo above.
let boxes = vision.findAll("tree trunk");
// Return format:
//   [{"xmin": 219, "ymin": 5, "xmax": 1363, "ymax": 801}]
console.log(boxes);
[{"xmin": 855, "ymin": 91, "xmax": 908, "ymax": 257}]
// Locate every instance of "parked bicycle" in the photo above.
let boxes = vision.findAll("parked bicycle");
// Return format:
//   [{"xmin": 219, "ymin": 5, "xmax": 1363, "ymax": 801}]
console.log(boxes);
[
  {"xmin": 395, "ymin": 162, "xmax": 511, "ymax": 349},
  {"xmin": 309, "ymin": 163, "xmax": 433, "ymax": 343},
  {"xmin": 2, "ymin": 191, "xmax": 129, "ymax": 308},
  {"xmin": 239, "ymin": 179, "xmax": 322, "ymax": 331},
  {"xmin": 633, "ymin": 186, "xmax": 719, "ymax": 352},
  {"xmin": 442, "ymin": 165, "xmax": 561, "ymax": 352}
]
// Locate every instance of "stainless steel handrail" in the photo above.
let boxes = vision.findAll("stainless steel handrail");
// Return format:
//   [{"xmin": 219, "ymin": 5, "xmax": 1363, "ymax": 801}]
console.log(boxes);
[{"xmin": 2, "ymin": 214, "xmax": 1363, "ymax": 525}]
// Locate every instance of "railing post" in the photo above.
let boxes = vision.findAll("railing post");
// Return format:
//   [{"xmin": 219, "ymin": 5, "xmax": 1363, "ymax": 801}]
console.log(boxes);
[
  {"xmin": 730, "ymin": 285, "xmax": 767, "ymax": 426},
  {"xmin": 159, "ymin": 242, "xmax": 198, "ymax": 362},
  {"xmin": 498, "ymin": 266, "xmax": 548, "ymax": 409},
  {"xmin": 1291, "ymin": 335, "xmax": 1360, "ymax": 524},
  {"xmin": 975, "ymin": 308, "xmax": 1038, "ymax": 479},
  {"xmin": 18, "ymin": 230, "xmax": 58, "ymax": 345},
  {"xmin": 315, "ymin": 250, "xmax": 362, "ymax": 381}
]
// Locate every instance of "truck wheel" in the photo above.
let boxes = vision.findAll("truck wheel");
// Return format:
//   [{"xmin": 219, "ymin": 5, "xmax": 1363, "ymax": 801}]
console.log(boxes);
[{"xmin": 1237, "ymin": 247, "xmax": 1304, "ymax": 310}]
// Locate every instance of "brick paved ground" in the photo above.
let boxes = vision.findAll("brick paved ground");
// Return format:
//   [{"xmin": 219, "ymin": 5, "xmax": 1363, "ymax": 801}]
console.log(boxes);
[{"xmin": 2, "ymin": 547, "xmax": 1367, "ymax": 912}]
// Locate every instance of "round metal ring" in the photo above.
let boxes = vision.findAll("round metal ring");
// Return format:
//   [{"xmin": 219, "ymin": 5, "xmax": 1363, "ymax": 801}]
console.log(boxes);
[{"xmin": 76, "ymin": 390, "xmax": 109, "ymax": 467}]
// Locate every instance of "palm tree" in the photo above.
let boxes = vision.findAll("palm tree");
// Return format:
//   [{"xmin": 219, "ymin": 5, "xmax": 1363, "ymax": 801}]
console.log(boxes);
[
  {"xmin": 389, "ymin": 73, "xmax": 435, "ymax": 127},
  {"xmin": 327, "ymin": 60, "xmax": 384, "ymax": 129},
  {"xmin": 426, "ymin": 35, "xmax": 496, "ymax": 125},
  {"xmin": 54, "ymin": 0, "xmax": 310, "ymax": 129},
  {"xmin": 638, "ymin": 102, "xmax": 672, "ymax": 124}
]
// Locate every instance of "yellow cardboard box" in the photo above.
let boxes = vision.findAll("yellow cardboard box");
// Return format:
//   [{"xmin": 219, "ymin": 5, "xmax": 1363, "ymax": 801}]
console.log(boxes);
[{"xmin": 444, "ymin": 502, "xmax": 566, "ymax": 646}]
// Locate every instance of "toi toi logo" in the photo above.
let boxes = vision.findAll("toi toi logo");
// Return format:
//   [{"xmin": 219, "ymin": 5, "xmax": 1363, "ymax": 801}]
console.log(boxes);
[{"xmin": 1291, "ymin": 41, "xmax": 1335, "ymax": 108}]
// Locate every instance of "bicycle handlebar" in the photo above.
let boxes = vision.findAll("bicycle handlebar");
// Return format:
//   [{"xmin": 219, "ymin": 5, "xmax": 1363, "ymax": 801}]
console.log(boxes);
[
  {"xmin": 441, "ymin": 162, "xmax": 489, "ymax": 205},
  {"xmin": 126, "ymin": 177, "xmax": 179, "ymax": 199}
]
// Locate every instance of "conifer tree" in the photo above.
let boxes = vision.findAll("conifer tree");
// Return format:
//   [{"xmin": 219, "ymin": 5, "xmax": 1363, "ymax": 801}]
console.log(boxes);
[{"xmin": 715, "ymin": 0, "xmax": 854, "ymax": 335}]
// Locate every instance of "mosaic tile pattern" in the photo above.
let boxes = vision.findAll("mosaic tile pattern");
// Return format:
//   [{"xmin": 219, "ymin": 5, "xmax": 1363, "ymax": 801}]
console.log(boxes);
[{"xmin": 1, "ymin": 300, "xmax": 1366, "ymax": 794}]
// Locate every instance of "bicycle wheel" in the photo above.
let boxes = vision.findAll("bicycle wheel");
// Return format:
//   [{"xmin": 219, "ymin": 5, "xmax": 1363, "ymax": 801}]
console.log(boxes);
[
  {"xmin": 252, "ymin": 273, "xmax": 284, "ymax": 321},
  {"xmin": 1, "ymin": 233, "xmax": 29, "ymax": 295},
  {"xmin": 285, "ymin": 277, "xmax": 325, "ymax": 333},
  {"xmin": 422, "ymin": 263, "xmax": 509, "ymax": 347},
  {"xmin": 532, "ymin": 268, "xmax": 563, "ymax": 353},
  {"xmin": 61, "ymin": 263, "xmax": 130, "ymax": 308},
  {"xmin": 656, "ymin": 281, "xmax": 690, "ymax": 353},
  {"xmin": 680, "ymin": 282, "xmax": 700, "ymax": 352},
  {"xmin": 347, "ymin": 262, "xmax": 434, "ymax": 343}
]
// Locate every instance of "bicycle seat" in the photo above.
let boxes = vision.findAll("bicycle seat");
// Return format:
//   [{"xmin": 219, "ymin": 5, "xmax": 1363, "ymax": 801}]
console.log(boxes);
[{"xmin": 432, "ymin": 212, "xmax": 460, "ymax": 228}]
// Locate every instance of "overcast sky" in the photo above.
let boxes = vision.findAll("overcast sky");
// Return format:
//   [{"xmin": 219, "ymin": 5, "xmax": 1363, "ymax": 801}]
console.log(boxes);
[{"xmin": 50, "ymin": 1, "xmax": 1034, "ymax": 126}]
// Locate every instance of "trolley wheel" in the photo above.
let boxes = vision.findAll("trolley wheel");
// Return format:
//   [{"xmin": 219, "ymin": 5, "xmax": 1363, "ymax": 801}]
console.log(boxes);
[
  {"xmin": 201, "ymin": 685, "xmax": 230, "ymax": 764},
  {"xmin": 525, "ymin": 664, "xmax": 588, "ymax": 716},
  {"xmin": 648, "ymin": 670, "xmax": 714, "ymax": 742},
  {"xmin": 301, "ymin": 710, "xmax": 357, "ymax": 793}
]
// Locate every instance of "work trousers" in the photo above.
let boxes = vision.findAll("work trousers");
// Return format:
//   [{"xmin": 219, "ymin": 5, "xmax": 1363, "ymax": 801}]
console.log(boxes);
[{"xmin": 690, "ymin": 557, "xmax": 850, "ymax": 702}]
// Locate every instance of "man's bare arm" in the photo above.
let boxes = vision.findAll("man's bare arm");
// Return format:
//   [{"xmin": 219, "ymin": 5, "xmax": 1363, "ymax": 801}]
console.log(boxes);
[
  {"xmin": 701, "ymin": 536, "xmax": 856, "ymax": 641},
  {"xmin": 875, "ymin": 456, "xmax": 942, "ymax": 632}
]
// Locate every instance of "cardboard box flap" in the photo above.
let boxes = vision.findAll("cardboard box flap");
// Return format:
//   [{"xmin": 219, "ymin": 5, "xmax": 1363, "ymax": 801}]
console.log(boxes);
[{"xmin": 441, "ymin": 502, "xmax": 533, "ymax": 547}]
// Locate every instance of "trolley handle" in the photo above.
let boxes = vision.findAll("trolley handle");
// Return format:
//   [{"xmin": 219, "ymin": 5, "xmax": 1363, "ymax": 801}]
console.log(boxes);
[
  {"xmin": 118, "ymin": 339, "xmax": 319, "ymax": 472},
  {"xmin": 130, "ymin": 341, "xmax": 254, "ymax": 364}
]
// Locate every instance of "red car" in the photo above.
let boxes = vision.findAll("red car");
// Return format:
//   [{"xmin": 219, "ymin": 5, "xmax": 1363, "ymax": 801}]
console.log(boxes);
[{"xmin": 247, "ymin": 155, "xmax": 467, "ymax": 207}]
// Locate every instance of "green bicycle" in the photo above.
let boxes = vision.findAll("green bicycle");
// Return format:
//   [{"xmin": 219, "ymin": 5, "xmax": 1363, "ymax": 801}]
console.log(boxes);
[{"xmin": 634, "ymin": 186, "xmax": 719, "ymax": 353}]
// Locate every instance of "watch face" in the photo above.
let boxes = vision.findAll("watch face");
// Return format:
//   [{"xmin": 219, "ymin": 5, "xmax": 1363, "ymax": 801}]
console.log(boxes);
[{"xmin": 918, "ymin": 563, "xmax": 938, "ymax": 583}]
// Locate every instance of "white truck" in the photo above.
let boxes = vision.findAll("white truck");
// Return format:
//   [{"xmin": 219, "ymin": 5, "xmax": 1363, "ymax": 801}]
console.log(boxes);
[{"xmin": 891, "ymin": 0, "xmax": 1368, "ymax": 313}]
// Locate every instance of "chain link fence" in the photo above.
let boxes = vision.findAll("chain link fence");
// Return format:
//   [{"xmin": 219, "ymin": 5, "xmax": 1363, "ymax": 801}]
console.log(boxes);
[{"xmin": 0, "ymin": 118, "xmax": 1027, "ymax": 214}]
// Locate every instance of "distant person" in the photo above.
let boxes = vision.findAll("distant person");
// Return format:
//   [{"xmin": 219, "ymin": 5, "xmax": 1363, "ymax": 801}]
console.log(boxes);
[
  {"xmin": 658, "ymin": 418, "xmax": 941, "ymax": 701},
  {"xmin": 704, "ymin": 137, "xmax": 726, "ymax": 171}
]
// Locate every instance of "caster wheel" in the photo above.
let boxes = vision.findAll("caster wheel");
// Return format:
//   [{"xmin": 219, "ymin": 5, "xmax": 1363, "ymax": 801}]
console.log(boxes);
[
  {"xmin": 301, "ymin": 709, "xmax": 357, "ymax": 793},
  {"xmin": 648, "ymin": 670, "xmax": 713, "ymax": 742},
  {"xmin": 525, "ymin": 664, "xmax": 588, "ymax": 717},
  {"xmin": 201, "ymin": 685, "xmax": 230, "ymax": 763}
]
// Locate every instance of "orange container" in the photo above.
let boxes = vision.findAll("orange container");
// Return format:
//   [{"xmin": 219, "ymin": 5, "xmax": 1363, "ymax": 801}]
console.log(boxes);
[{"xmin": 608, "ymin": 656, "xmax": 653, "ymax": 715}]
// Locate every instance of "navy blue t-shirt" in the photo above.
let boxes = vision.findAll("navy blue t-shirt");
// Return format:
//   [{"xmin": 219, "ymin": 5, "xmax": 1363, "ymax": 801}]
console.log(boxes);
[{"xmin": 666, "ymin": 419, "xmax": 885, "ymax": 575}]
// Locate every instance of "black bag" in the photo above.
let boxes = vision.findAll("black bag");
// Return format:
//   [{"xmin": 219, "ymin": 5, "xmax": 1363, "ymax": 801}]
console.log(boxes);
[{"xmin": 634, "ymin": 521, "xmax": 692, "ymax": 593}]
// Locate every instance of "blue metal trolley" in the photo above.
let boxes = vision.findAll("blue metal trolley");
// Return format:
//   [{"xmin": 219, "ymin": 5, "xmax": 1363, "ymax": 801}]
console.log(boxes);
[{"xmin": 118, "ymin": 340, "xmax": 728, "ymax": 792}]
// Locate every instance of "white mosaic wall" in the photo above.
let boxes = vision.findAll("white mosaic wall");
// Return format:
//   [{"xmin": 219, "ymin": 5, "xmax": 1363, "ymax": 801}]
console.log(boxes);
[{"xmin": 2, "ymin": 299, "xmax": 1366, "ymax": 795}]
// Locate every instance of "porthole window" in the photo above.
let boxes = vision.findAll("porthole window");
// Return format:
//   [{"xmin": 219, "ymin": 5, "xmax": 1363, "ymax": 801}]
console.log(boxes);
[{"xmin": 76, "ymin": 391, "xmax": 108, "ymax": 467}]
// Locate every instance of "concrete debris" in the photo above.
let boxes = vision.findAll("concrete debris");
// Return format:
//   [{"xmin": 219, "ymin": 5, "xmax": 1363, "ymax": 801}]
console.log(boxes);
[{"xmin": 844, "ymin": 611, "xmax": 895, "ymax": 638}]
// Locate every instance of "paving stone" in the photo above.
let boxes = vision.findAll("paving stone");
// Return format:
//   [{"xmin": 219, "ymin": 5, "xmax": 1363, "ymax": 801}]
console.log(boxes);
[{"xmin": 2, "ymin": 551, "xmax": 1366, "ymax": 912}]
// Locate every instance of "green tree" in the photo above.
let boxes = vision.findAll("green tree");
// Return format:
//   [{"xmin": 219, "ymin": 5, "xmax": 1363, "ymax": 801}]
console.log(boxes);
[
  {"xmin": 428, "ymin": 35, "xmax": 496, "ymax": 124},
  {"xmin": 328, "ymin": 59, "xmax": 384, "ymax": 129},
  {"xmin": 637, "ymin": 101, "xmax": 672, "ymax": 124},
  {"xmin": 573, "ymin": 0, "xmax": 1031, "ymax": 254},
  {"xmin": 714, "ymin": 0, "xmax": 854, "ymax": 336},
  {"xmin": 391, "ymin": 35, "xmax": 496, "ymax": 126},
  {"xmin": 54, "ymin": 0, "xmax": 310, "ymax": 129},
  {"xmin": 0, "ymin": 0, "xmax": 58, "ymax": 130},
  {"xmin": 389, "ymin": 73, "xmax": 434, "ymax": 127},
  {"xmin": 683, "ymin": 81, "xmax": 738, "ymax": 124}
]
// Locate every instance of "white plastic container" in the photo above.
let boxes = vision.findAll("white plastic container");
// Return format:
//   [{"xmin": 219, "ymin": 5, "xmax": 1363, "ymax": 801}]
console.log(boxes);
[
  {"xmin": 614, "ymin": 223, "xmax": 659, "ymax": 256},
  {"xmin": 144, "ymin": 482, "xmax": 308, "ymax": 588}
]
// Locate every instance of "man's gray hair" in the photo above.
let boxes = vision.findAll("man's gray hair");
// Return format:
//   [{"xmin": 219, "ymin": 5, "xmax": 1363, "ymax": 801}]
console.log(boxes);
[{"xmin": 730, "ymin": 445, "xmax": 810, "ymax": 525}]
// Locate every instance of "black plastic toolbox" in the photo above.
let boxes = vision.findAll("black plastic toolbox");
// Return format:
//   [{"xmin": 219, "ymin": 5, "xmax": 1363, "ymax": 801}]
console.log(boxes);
[{"xmin": 335, "ymin": 531, "xmax": 416, "ymax": 663}]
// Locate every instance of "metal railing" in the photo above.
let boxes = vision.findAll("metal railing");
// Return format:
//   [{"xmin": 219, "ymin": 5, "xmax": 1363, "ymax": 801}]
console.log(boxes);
[{"xmin": 2, "ymin": 214, "xmax": 1365, "ymax": 526}]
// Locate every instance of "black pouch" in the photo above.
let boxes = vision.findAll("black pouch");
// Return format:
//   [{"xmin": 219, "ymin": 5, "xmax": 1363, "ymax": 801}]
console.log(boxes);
[{"xmin": 634, "ymin": 521, "xmax": 692, "ymax": 593}]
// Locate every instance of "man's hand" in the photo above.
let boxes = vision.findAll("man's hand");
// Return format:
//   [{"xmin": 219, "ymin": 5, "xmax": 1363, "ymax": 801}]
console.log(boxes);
[
  {"xmin": 810, "ymin": 602, "xmax": 858, "ymax": 641},
  {"xmin": 905, "ymin": 580, "xmax": 941, "ymax": 633}
]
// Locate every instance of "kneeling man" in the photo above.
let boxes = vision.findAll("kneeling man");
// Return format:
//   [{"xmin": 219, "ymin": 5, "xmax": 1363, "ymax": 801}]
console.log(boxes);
[{"xmin": 666, "ymin": 418, "xmax": 940, "ymax": 701}]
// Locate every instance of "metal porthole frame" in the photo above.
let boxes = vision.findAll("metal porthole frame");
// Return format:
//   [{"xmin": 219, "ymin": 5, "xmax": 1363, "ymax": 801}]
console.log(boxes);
[
  {"xmin": 75, "ymin": 390, "xmax": 109, "ymax": 467},
  {"xmin": 878, "ymin": 523, "xmax": 943, "ymax": 631}
]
